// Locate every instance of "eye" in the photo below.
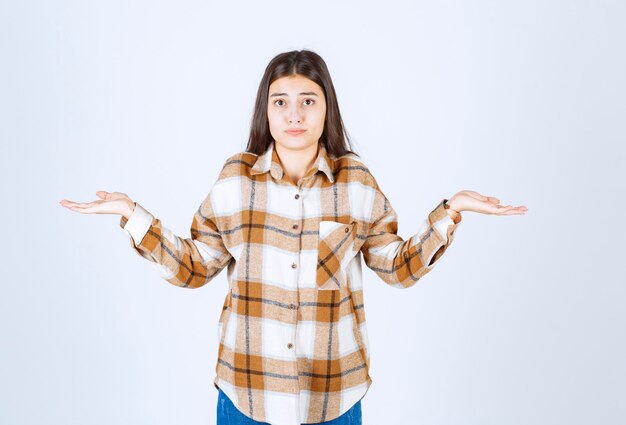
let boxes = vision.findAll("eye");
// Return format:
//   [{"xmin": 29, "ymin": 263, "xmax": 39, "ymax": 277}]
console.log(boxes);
[
  {"xmin": 303, "ymin": 98, "xmax": 315, "ymax": 106},
  {"xmin": 273, "ymin": 99, "xmax": 285, "ymax": 106}
]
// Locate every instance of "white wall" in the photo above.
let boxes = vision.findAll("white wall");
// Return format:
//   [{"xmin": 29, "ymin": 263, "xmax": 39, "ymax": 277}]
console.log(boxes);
[{"xmin": 1, "ymin": 0, "xmax": 624, "ymax": 424}]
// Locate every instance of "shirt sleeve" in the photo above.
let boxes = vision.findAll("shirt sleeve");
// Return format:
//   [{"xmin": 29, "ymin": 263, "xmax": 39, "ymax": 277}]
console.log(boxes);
[
  {"xmin": 118, "ymin": 187, "xmax": 233, "ymax": 290},
  {"xmin": 360, "ymin": 181, "xmax": 461, "ymax": 289}
]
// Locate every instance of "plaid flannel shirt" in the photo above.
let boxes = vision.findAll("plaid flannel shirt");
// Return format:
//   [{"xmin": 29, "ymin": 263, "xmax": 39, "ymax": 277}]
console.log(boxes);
[{"xmin": 119, "ymin": 141, "xmax": 461, "ymax": 425}]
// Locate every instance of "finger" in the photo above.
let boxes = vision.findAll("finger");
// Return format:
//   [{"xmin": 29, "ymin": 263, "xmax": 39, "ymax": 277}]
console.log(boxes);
[
  {"xmin": 96, "ymin": 191, "xmax": 109, "ymax": 199},
  {"xmin": 59, "ymin": 200, "xmax": 92, "ymax": 212},
  {"xmin": 488, "ymin": 204, "xmax": 515, "ymax": 214},
  {"xmin": 496, "ymin": 210, "xmax": 527, "ymax": 216},
  {"xmin": 61, "ymin": 199, "xmax": 98, "ymax": 207},
  {"xmin": 71, "ymin": 208, "xmax": 93, "ymax": 214},
  {"xmin": 73, "ymin": 201, "xmax": 99, "ymax": 208},
  {"xmin": 70, "ymin": 203, "xmax": 92, "ymax": 209},
  {"xmin": 70, "ymin": 204, "xmax": 97, "ymax": 213},
  {"xmin": 494, "ymin": 207, "xmax": 527, "ymax": 215},
  {"xmin": 63, "ymin": 204, "xmax": 88, "ymax": 213}
]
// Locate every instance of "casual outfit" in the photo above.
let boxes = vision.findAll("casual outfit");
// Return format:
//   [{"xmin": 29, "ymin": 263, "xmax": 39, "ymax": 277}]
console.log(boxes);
[{"xmin": 119, "ymin": 141, "xmax": 461, "ymax": 425}]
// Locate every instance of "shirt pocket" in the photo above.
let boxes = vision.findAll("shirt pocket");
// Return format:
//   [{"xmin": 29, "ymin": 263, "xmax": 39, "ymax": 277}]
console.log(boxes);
[{"xmin": 316, "ymin": 220, "xmax": 357, "ymax": 290}]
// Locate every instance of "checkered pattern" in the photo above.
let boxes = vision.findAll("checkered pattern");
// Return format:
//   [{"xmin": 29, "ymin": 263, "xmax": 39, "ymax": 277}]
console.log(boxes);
[{"xmin": 119, "ymin": 141, "xmax": 461, "ymax": 425}]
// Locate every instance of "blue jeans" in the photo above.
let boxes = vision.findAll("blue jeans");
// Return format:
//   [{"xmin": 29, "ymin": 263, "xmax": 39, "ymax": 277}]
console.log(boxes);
[{"xmin": 216, "ymin": 388, "xmax": 362, "ymax": 425}]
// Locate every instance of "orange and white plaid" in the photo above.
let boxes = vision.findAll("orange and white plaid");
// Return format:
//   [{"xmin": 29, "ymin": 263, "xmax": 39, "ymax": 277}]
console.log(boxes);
[{"xmin": 119, "ymin": 141, "xmax": 461, "ymax": 425}]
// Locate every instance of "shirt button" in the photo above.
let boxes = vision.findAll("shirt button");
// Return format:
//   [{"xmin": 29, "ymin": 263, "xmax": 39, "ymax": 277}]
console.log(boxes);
[
  {"xmin": 288, "ymin": 303, "xmax": 297, "ymax": 310},
  {"xmin": 287, "ymin": 343, "xmax": 293, "ymax": 349},
  {"xmin": 291, "ymin": 263, "xmax": 297, "ymax": 269},
  {"xmin": 292, "ymin": 224, "xmax": 298, "ymax": 230},
  {"xmin": 294, "ymin": 194, "xmax": 300, "ymax": 199},
  {"xmin": 345, "ymin": 227, "xmax": 350, "ymax": 233}
]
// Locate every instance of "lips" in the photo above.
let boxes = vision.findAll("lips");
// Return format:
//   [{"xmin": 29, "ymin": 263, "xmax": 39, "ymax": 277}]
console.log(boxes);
[{"xmin": 286, "ymin": 129, "xmax": 306, "ymax": 135}]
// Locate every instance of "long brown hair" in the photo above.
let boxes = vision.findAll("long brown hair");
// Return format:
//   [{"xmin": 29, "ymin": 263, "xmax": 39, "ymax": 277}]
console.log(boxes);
[{"xmin": 246, "ymin": 50, "xmax": 358, "ymax": 159}]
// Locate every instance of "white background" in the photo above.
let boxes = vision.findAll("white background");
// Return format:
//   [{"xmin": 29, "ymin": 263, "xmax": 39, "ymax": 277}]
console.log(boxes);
[{"xmin": 1, "ymin": 1, "xmax": 625, "ymax": 424}]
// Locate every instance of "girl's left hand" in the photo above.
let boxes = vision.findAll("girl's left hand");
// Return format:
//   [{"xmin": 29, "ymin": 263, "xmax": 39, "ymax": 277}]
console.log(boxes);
[{"xmin": 448, "ymin": 190, "xmax": 528, "ymax": 216}]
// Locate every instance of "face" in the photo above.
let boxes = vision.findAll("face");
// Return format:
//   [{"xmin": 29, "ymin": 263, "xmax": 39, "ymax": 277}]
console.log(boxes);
[{"xmin": 267, "ymin": 74, "xmax": 327, "ymax": 153}]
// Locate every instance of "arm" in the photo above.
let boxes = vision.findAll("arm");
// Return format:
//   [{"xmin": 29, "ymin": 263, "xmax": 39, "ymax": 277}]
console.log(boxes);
[
  {"xmin": 360, "ymin": 184, "xmax": 461, "ymax": 289},
  {"xmin": 119, "ymin": 187, "xmax": 233, "ymax": 290}
]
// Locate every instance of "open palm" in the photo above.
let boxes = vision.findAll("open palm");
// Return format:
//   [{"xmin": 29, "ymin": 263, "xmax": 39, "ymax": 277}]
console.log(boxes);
[
  {"xmin": 449, "ymin": 190, "xmax": 527, "ymax": 216},
  {"xmin": 59, "ymin": 191, "xmax": 135, "ymax": 217}
]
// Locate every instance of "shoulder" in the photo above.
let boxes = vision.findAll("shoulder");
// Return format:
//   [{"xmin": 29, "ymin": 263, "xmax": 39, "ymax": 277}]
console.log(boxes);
[
  {"xmin": 333, "ymin": 152, "xmax": 381, "ymax": 191},
  {"xmin": 215, "ymin": 151, "xmax": 258, "ymax": 180}
]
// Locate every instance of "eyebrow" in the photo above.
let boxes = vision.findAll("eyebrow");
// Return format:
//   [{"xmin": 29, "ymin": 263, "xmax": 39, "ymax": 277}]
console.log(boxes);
[{"xmin": 269, "ymin": 92, "xmax": 319, "ymax": 98}]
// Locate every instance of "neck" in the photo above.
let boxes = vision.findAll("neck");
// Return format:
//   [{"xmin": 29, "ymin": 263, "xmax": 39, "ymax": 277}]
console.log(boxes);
[{"xmin": 274, "ymin": 142, "xmax": 319, "ymax": 185}]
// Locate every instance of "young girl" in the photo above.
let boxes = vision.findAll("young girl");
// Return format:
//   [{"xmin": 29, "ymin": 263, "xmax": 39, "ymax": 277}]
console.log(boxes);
[{"xmin": 60, "ymin": 49, "xmax": 527, "ymax": 425}]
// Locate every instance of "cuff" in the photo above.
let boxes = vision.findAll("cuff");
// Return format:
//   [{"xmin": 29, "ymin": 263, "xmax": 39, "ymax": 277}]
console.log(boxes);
[
  {"xmin": 120, "ymin": 203, "xmax": 154, "ymax": 246},
  {"xmin": 429, "ymin": 199, "xmax": 460, "ymax": 244}
]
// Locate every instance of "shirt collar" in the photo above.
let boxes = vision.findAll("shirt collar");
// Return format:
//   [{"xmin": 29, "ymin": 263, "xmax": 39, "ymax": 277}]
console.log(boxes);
[{"xmin": 250, "ymin": 141, "xmax": 335, "ymax": 183}]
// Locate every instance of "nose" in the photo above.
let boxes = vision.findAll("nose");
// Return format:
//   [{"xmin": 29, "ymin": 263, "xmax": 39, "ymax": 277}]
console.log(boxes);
[{"xmin": 288, "ymin": 105, "xmax": 302, "ymax": 124}]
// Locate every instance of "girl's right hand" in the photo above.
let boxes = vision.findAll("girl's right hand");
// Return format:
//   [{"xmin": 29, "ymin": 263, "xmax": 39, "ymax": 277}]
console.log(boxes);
[{"xmin": 60, "ymin": 191, "xmax": 136, "ymax": 219}]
